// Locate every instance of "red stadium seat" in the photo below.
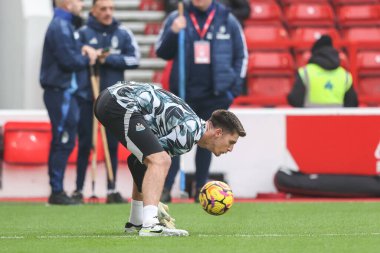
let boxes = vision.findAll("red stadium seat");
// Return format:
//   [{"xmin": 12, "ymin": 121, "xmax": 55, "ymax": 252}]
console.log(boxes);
[
  {"xmin": 356, "ymin": 51, "xmax": 380, "ymax": 75},
  {"xmin": 244, "ymin": 26, "xmax": 290, "ymax": 51},
  {"xmin": 233, "ymin": 77, "xmax": 293, "ymax": 107},
  {"xmin": 139, "ymin": 0, "xmax": 164, "ymax": 11},
  {"xmin": 281, "ymin": 0, "xmax": 329, "ymax": 4},
  {"xmin": 3, "ymin": 122, "xmax": 51, "ymax": 164},
  {"xmin": 343, "ymin": 28, "xmax": 380, "ymax": 44},
  {"xmin": 245, "ymin": 1, "xmax": 283, "ymax": 26},
  {"xmin": 247, "ymin": 51, "xmax": 295, "ymax": 76},
  {"xmin": 338, "ymin": 5, "xmax": 380, "ymax": 27},
  {"xmin": 331, "ymin": 0, "xmax": 379, "ymax": 6},
  {"xmin": 285, "ymin": 3, "xmax": 335, "ymax": 27},
  {"xmin": 290, "ymin": 27, "xmax": 341, "ymax": 49},
  {"xmin": 247, "ymin": 77, "xmax": 293, "ymax": 98},
  {"xmin": 357, "ymin": 77, "xmax": 380, "ymax": 105},
  {"xmin": 295, "ymin": 50, "xmax": 350, "ymax": 69}
]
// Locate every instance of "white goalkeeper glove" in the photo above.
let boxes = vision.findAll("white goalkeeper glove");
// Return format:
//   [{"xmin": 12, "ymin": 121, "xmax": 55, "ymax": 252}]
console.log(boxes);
[{"xmin": 158, "ymin": 202, "xmax": 176, "ymax": 229}]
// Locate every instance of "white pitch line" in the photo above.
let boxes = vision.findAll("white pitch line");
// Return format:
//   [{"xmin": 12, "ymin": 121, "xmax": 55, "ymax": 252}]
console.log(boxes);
[
  {"xmin": 2, "ymin": 233, "xmax": 380, "ymax": 240},
  {"xmin": 0, "ymin": 236, "xmax": 24, "ymax": 239},
  {"xmin": 198, "ymin": 232, "xmax": 380, "ymax": 238}
]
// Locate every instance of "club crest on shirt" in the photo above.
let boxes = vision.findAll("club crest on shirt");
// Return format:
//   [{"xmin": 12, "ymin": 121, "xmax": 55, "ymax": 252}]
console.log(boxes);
[
  {"xmin": 136, "ymin": 123, "xmax": 145, "ymax": 132},
  {"xmin": 111, "ymin": 36, "xmax": 119, "ymax": 48},
  {"xmin": 216, "ymin": 25, "xmax": 230, "ymax": 40},
  {"xmin": 89, "ymin": 37, "xmax": 98, "ymax": 45}
]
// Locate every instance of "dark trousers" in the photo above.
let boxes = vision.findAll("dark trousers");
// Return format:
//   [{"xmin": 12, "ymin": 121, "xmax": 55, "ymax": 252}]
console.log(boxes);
[
  {"xmin": 44, "ymin": 89, "xmax": 79, "ymax": 193},
  {"xmin": 75, "ymin": 97, "xmax": 119, "ymax": 191},
  {"xmin": 164, "ymin": 95, "xmax": 232, "ymax": 191}
]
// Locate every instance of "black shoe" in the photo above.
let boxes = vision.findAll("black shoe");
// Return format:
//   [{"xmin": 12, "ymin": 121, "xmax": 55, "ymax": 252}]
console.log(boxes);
[
  {"xmin": 125, "ymin": 222, "xmax": 142, "ymax": 233},
  {"xmin": 48, "ymin": 191, "xmax": 79, "ymax": 205},
  {"xmin": 160, "ymin": 188, "xmax": 172, "ymax": 203},
  {"xmin": 106, "ymin": 192, "xmax": 127, "ymax": 204},
  {"xmin": 71, "ymin": 190, "xmax": 84, "ymax": 204},
  {"xmin": 194, "ymin": 188, "xmax": 201, "ymax": 203}
]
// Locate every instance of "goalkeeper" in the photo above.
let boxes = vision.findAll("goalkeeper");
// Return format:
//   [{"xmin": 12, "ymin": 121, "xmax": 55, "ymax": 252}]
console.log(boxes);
[{"xmin": 94, "ymin": 81, "xmax": 246, "ymax": 237}]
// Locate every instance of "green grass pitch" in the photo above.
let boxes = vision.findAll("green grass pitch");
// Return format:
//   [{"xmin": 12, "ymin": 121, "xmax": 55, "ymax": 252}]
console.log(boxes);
[{"xmin": 1, "ymin": 202, "xmax": 380, "ymax": 253}]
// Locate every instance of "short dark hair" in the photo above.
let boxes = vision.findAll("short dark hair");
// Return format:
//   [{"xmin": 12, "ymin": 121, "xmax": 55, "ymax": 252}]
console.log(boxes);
[{"xmin": 209, "ymin": 110, "xmax": 246, "ymax": 137}]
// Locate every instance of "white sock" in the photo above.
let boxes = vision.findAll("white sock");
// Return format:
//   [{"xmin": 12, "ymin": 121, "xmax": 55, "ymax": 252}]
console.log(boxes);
[
  {"xmin": 128, "ymin": 199, "xmax": 143, "ymax": 226},
  {"xmin": 142, "ymin": 205, "xmax": 159, "ymax": 227}
]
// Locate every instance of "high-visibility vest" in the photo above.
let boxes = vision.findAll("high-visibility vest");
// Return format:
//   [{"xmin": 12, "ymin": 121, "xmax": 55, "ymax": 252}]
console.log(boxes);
[{"xmin": 298, "ymin": 63, "xmax": 353, "ymax": 107}]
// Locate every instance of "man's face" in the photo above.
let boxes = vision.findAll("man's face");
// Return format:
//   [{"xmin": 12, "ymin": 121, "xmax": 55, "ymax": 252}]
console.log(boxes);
[
  {"xmin": 92, "ymin": 0, "xmax": 114, "ymax": 26},
  {"xmin": 67, "ymin": 0, "xmax": 84, "ymax": 16},
  {"xmin": 211, "ymin": 129, "xmax": 239, "ymax": 157},
  {"xmin": 191, "ymin": 0, "xmax": 213, "ymax": 11}
]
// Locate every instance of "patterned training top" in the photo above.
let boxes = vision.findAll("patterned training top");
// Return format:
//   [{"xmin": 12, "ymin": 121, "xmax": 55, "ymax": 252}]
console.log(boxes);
[{"xmin": 107, "ymin": 81, "xmax": 206, "ymax": 156}]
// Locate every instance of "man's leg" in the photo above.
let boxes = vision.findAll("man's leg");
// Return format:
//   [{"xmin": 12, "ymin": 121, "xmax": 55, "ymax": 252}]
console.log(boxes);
[
  {"xmin": 44, "ymin": 90, "xmax": 80, "ymax": 205},
  {"xmin": 75, "ymin": 98, "xmax": 93, "ymax": 196},
  {"xmin": 161, "ymin": 155, "xmax": 180, "ymax": 202}
]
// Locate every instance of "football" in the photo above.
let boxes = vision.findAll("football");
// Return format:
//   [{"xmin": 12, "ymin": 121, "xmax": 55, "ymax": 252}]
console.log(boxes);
[{"xmin": 198, "ymin": 180, "xmax": 234, "ymax": 215}]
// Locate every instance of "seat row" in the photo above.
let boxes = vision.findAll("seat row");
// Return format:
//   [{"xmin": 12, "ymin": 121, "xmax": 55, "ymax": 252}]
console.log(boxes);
[{"xmin": 2, "ymin": 122, "xmax": 131, "ymax": 165}]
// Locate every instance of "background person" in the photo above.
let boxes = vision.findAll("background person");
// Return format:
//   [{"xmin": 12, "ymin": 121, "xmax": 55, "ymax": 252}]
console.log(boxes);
[
  {"xmin": 40, "ymin": 0, "xmax": 98, "ymax": 205},
  {"xmin": 73, "ymin": 0, "xmax": 140, "ymax": 204},
  {"xmin": 94, "ymin": 81, "xmax": 246, "ymax": 236},
  {"xmin": 155, "ymin": 0, "xmax": 248, "ymax": 202},
  {"xmin": 287, "ymin": 35, "xmax": 358, "ymax": 108}
]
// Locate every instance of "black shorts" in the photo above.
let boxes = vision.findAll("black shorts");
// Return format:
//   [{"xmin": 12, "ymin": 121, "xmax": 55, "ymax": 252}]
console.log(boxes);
[{"xmin": 94, "ymin": 89, "xmax": 164, "ymax": 164}]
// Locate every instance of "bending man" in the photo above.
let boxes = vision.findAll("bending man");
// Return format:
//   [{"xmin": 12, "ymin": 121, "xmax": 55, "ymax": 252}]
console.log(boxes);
[{"xmin": 94, "ymin": 81, "xmax": 246, "ymax": 236}]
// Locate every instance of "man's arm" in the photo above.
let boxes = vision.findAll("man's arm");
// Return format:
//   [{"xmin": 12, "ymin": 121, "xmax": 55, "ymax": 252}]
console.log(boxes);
[
  {"xmin": 344, "ymin": 84, "xmax": 359, "ymax": 107},
  {"xmin": 155, "ymin": 12, "xmax": 181, "ymax": 60},
  {"xmin": 230, "ymin": 15, "xmax": 249, "ymax": 97},
  {"xmin": 103, "ymin": 27, "xmax": 140, "ymax": 70},
  {"xmin": 287, "ymin": 72, "xmax": 306, "ymax": 107},
  {"xmin": 50, "ymin": 20, "xmax": 90, "ymax": 71}
]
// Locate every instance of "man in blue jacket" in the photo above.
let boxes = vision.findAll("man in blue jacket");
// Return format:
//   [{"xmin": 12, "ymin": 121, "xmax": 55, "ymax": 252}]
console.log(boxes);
[
  {"xmin": 74, "ymin": 0, "xmax": 140, "ymax": 204},
  {"xmin": 155, "ymin": 0, "xmax": 248, "ymax": 202},
  {"xmin": 40, "ymin": 0, "xmax": 98, "ymax": 205}
]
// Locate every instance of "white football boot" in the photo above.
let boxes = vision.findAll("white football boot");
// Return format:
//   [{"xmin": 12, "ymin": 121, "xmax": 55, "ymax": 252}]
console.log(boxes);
[{"xmin": 139, "ymin": 223, "xmax": 189, "ymax": 237}]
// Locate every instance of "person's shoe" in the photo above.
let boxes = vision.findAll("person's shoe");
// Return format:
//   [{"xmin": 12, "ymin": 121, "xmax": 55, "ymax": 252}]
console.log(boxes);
[
  {"xmin": 125, "ymin": 222, "xmax": 142, "ymax": 233},
  {"xmin": 106, "ymin": 192, "xmax": 127, "ymax": 204},
  {"xmin": 48, "ymin": 191, "xmax": 79, "ymax": 205},
  {"xmin": 71, "ymin": 190, "xmax": 84, "ymax": 204},
  {"xmin": 139, "ymin": 223, "xmax": 189, "ymax": 237},
  {"xmin": 193, "ymin": 188, "xmax": 201, "ymax": 203},
  {"xmin": 160, "ymin": 188, "xmax": 172, "ymax": 203}
]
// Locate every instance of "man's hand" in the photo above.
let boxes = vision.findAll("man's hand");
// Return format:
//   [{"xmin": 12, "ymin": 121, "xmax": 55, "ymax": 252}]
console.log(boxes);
[
  {"xmin": 171, "ymin": 16, "xmax": 186, "ymax": 33},
  {"xmin": 97, "ymin": 48, "xmax": 110, "ymax": 64},
  {"xmin": 158, "ymin": 202, "xmax": 176, "ymax": 229},
  {"xmin": 81, "ymin": 45, "xmax": 98, "ymax": 65}
]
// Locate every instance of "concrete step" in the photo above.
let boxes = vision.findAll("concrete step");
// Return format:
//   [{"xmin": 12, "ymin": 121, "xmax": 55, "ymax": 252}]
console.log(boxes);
[
  {"xmin": 135, "ymin": 34, "xmax": 158, "ymax": 45},
  {"xmin": 125, "ymin": 70, "xmax": 163, "ymax": 87},
  {"xmin": 84, "ymin": 0, "xmax": 140, "ymax": 10},
  {"xmin": 83, "ymin": 10, "xmax": 165, "ymax": 22},
  {"xmin": 139, "ymin": 58, "xmax": 166, "ymax": 69}
]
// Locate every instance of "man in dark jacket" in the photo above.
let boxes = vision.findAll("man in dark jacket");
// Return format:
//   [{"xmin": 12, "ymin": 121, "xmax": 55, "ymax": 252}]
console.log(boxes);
[
  {"xmin": 74, "ymin": 0, "xmax": 140, "ymax": 204},
  {"xmin": 155, "ymin": 0, "xmax": 248, "ymax": 202},
  {"xmin": 40, "ymin": 0, "xmax": 98, "ymax": 205},
  {"xmin": 287, "ymin": 35, "xmax": 358, "ymax": 107}
]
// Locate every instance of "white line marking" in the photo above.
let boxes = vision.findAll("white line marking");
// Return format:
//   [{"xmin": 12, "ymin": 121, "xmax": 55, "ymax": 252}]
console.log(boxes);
[
  {"xmin": 2, "ymin": 233, "xmax": 380, "ymax": 240},
  {"xmin": 0, "ymin": 236, "xmax": 24, "ymax": 239}
]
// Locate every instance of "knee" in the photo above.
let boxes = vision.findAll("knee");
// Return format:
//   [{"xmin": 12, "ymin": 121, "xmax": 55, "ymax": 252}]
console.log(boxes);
[{"xmin": 145, "ymin": 152, "xmax": 171, "ymax": 172}]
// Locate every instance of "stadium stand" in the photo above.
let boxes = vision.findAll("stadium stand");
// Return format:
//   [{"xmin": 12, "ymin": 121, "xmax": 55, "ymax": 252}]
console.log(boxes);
[
  {"xmin": 84, "ymin": 0, "xmax": 380, "ymax": 107},
  {"xmin": 245, "ymin": 1, "xmax": 283, "ymax": 26},
  {"xmin": 285, "ymin": 3, "xmax": 335, "ymax": 28},
  {"xmin": 337, "ymin": 4, "xmax": 380, "ymax": 27}
]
